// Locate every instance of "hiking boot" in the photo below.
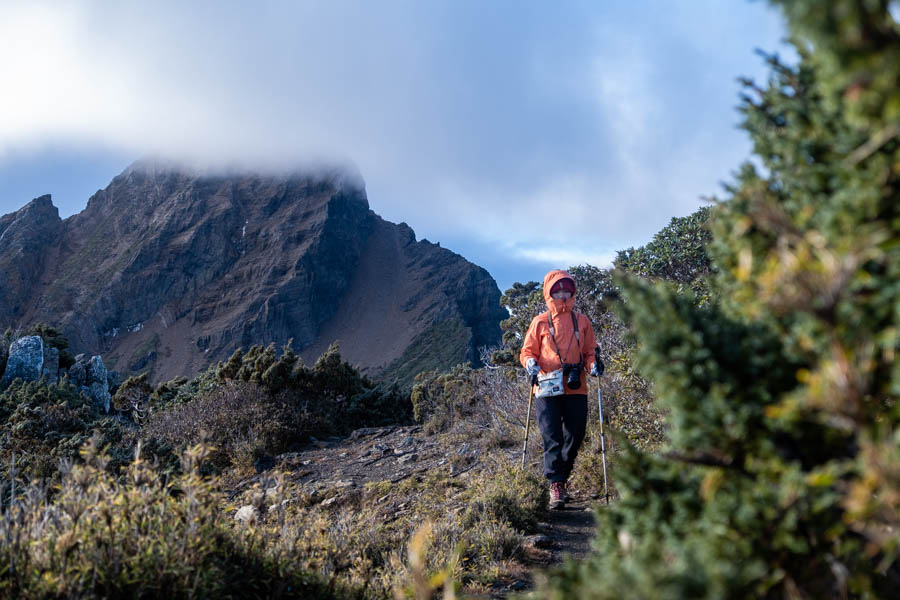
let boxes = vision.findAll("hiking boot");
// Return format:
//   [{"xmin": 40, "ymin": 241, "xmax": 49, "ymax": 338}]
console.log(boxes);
[
  {"xmin": 560, "ymin": 481, "xmax": 571, "ymax": 503},
  {"xmin": 549, "ymin": 482, "xmax": 565, "ymax": 510}
]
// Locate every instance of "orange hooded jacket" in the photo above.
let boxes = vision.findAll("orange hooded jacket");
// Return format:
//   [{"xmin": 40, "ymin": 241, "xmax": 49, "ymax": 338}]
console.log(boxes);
[{"xmin": 519, "ymin": 270, "xmax": 597, "ymax": 395}]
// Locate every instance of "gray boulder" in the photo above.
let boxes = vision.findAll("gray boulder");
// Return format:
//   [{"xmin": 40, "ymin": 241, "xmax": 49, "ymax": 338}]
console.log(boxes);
[
  {"xmin": 68, "ymin": 356, "xmax": 88, "ymax": 388},
  {"xmin": 87, "ymin": 381, "xmax": 110, "ymax": 413},
  {"xmin": 68, "ymin": 354, "xmax": 111, "ymax": 412},
  {"xmin": 88, "ymin": 355, "xmax": 107, "ymax": 386},
  {"xmin": 86, "ymin": 356, "xmax": 110, "ymax": 413},
  {"xmin": 1, "ymin": 336, "xmax": 44, "ymax": 387},
  {"xmin": 42, "ymin": 346, "xmax": 59, "ymax": 385}
]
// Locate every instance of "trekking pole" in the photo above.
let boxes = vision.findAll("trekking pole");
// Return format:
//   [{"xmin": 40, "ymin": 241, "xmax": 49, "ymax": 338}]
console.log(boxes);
[
  {"xmin": 594, "ymin": 345, "xmax": 609, "ymax": 504},
  {"xmin": 521, "ymin": 374, "xmax": 537, "ymax": 470}
]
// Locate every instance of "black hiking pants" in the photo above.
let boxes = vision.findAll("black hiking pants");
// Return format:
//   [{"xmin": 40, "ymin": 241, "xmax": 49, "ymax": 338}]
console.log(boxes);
[{"xmin": 535, "ymin": 394, "xmax": 588, "ymax": 483}]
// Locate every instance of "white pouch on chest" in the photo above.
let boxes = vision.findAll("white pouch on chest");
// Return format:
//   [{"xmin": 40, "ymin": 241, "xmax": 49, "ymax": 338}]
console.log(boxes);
[{"xmin": 535, "ymin": 369, "xmax": 564, "ymax": 398}]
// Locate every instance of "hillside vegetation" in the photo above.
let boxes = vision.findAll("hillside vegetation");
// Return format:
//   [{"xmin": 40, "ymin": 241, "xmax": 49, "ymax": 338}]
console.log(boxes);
[{"xmin": 0, "ymin": 198, "xmax": 707, "ymax": 598}]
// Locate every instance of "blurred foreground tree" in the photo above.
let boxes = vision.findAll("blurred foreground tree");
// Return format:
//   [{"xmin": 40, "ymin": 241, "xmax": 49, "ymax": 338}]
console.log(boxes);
[{"xmin": 539, "ymin": 1, "xmax": 899, "ymax": 598}]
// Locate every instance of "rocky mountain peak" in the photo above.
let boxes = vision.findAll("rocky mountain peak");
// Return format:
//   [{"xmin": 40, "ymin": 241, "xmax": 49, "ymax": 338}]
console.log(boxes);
[
  {"xmin": 0, "ymin": 165, "xmax": 506, "ymax": 385},
  {"xmin": 0, "ymin": 194, "xmax": 61, "ymax": 244}
]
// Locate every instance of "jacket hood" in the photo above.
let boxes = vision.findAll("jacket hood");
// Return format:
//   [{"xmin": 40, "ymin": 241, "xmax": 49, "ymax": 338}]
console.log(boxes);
[{"xmin": 543, "ymin": 269, "xmax": 577, "ymax": 316}]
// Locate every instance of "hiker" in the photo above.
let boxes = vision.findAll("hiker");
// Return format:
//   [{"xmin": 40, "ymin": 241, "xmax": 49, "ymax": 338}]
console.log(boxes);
[{"xmin": 520, "ymin": 269, "xmax": 598, "ymax": 509}]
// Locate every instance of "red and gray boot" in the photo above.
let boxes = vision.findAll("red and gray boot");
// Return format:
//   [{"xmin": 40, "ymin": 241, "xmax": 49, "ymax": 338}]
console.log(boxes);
[{"xmin": 549, "ymin": 482, "xmax": 566, "ymax": 510}]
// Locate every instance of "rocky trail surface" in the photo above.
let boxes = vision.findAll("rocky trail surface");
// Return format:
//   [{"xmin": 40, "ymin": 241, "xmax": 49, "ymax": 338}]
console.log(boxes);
[
  {"xmin": 227, "ymin": 424, "xmax": 600, "ymax": 597},
  {"xmin": 540, "ymin": 497, "xmax": 597, "ymax": 563}
]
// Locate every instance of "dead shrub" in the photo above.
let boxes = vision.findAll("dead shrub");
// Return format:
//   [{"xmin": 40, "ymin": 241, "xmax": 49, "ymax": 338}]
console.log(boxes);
[{"xmin": 142, "ymin": 381, "xmax": 300, "ymax": 471}]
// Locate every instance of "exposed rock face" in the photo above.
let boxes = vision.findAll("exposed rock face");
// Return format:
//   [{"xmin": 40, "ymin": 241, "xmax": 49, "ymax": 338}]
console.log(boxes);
[
  {"xmin": 1, "ymin": 336, "xmax": 44, "ymax": 386},
  {"xmin": 0, "ymin": 196, "xmax": 63, "ymax": 319},
  {"xmin": 0, "ymin": 161, "xmax": 506, "ymax": 383},
  {"xmin": 86, "ymin": 356, "xmax": 110, "ymax": 413},
  {"xmin": 42, "ymin": 345, "xmax": 59, "ymax": 385},
  {"xmin": 67, "ymin": 354, "xmax": 111, "ymax": 412}
]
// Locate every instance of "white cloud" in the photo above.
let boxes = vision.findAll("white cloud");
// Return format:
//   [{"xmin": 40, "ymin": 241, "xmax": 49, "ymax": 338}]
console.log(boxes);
[
  {"xmin": 428, "ymin": 172, "xmax": 601, "ymax": 243},
  {"xmin": 513, "ymin": 245, "xmax": 617, "ymax": 269},
  {"xmin": 0, "ymin": 1, "xmax": 789, "ymax": 287}
]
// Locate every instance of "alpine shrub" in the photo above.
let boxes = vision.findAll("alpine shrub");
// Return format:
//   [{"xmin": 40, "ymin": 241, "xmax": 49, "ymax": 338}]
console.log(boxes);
[
  {"xmin": 0, "ymin": 436, "xmax": 359, "ymax": 599},
  {"xmin": 539, "ymin": 2, "xmax": 900, "ymax": 597}
]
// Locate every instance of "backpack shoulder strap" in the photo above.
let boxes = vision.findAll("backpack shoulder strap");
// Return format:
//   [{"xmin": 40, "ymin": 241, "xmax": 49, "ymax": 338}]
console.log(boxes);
[{"xmin": 547, "ymin": 310, "xmax": 581, "ymax": 341}]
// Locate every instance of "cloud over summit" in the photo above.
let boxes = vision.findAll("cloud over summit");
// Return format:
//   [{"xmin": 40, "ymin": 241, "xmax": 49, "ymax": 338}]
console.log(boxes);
[{"xmin": 0, "ymin": 1, "xmax": 788, "ymax": 288}]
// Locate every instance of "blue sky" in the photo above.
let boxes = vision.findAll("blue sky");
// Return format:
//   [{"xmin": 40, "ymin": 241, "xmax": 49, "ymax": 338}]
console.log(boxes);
[{"xmin": 0, "ymin": 1, "xmax": 790, "ymax": 291}]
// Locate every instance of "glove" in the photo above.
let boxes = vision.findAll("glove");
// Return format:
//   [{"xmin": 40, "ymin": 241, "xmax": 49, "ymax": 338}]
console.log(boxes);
[
  {"xmin": 590, "ymin": 362, "xmax": 599, "ymax": 377},
  {"xmin": 525, "ymin": 358, "xmax": 540, "ymax": 376}
]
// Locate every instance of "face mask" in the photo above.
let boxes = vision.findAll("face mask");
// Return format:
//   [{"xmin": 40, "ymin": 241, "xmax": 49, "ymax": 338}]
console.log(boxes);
[{"xmin": 548, "ymin": 295, "xmax": 574, "ymax": 313}]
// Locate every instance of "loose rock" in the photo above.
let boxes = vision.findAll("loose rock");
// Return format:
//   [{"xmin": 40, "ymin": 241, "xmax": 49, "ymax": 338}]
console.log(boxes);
[
  {"xmin": 397, "ymin": 453, "xmax": 418, "ymax": 465},
  {"xmin": 350, "ymin": 427, "xmax": 384, "ymax": 440},
  {"xmin": 525, "ymin": 534, "xmax": 553, "ymax": 548},
  {"xmin": 234, "ymin": 505, "xmax": 258, "ymax": 523}
]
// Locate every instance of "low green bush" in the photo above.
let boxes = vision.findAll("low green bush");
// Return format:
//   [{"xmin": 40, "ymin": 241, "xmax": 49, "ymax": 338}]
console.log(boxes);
[
  {"xmin": 27, "ymin": 323, "xmax": 76, "ymax": 369},
  {"xmin": 139, "ymin": 343, "xmax": 412, "ymax": 472},
  {"xmin": 217, "ymin": 342, "xmax": 413, "ymax": 433},
  {"xmin": 410, "ymin": 364, "xmax": 477, "ymax": 432},
  {"xmin": 462, "ymin": 464, "xmax": 546, "ymax": 535},
  {"xmin": 0, "ymin": 379, "xmax": 122, "ymax": 483}
]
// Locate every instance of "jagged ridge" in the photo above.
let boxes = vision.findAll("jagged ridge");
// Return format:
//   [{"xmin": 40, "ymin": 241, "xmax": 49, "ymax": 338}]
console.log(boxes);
[{"xmin": 0, "ymin": 161, "xmax": 506, "ymax": 383}]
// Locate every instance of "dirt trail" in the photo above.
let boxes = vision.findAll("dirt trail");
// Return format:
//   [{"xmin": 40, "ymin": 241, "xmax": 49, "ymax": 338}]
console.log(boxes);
[
  {"xmin": 545, "ymin": 496, "xmax": 597, "ymax": 562},
  {"xmin": 229, "ymin": 427, "xmax": 600, "ymax": 598},
  {"xmin": 513, "ymin": 489, "xmax": 598, "ymax": 598}
]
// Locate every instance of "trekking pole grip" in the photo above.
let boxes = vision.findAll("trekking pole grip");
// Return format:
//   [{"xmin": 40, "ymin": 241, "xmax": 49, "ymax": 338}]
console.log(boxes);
[{"xmin": 594, "ymin": 345, "xmax": 605, "ymax": 378}]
